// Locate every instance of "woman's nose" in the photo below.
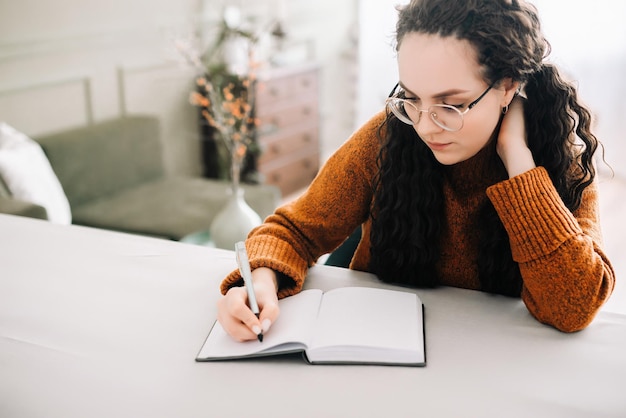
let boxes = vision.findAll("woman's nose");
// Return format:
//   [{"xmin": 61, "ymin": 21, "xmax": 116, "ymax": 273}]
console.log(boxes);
[{"xmin": 415, "ymin": 111, "xmax": 444, "ymax": 136}]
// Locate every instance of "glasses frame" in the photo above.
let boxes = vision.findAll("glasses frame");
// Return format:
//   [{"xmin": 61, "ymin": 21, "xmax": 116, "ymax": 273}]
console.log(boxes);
[{"xmin": 385, "ymin": 83, "xmax": 494, "ymax": 132}]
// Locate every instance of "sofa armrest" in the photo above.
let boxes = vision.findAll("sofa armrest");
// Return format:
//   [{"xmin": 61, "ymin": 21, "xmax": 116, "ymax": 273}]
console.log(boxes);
[{"xmin": 0, "ymin": 196, "xmax": 48, "ymax": 220}]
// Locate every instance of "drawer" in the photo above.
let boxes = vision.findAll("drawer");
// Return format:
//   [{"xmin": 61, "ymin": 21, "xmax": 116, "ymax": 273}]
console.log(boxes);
[
  {"xmin": 256, "ymin": 70, "xmax": 318, "ymax": 109},
  {"xmin": 258, "ymin": 124, "xmax": 319, "ymax": 166},
  {"xmin": 257, "ymin": 99, "xmax": 318, "ymax": 131},
  {"xmin": 260, "ymin": 151, "xmax": 320, "ymax": 196}
]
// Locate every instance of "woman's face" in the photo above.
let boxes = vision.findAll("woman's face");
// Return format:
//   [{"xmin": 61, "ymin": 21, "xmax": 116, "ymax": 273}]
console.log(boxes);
[{"xmin": 397, "ymin": 33, "xmax": 509, "ymax": 165}]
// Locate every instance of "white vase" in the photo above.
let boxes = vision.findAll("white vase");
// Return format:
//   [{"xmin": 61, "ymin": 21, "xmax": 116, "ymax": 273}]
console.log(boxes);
[{"xmin": 209, "ymin": 187, "xmax": 262, "ymax": 250}]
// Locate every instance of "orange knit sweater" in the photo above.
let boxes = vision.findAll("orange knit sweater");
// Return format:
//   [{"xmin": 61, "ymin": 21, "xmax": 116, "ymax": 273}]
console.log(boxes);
[{"xmin": 221, "ymin": 112, "xmax": 615, "ymax": 332}]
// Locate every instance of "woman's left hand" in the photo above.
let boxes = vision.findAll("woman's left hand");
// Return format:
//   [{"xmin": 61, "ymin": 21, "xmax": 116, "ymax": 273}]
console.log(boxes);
[{"xmin": 496, "ymin": 95, "xmax": 536, "ymax": 178}]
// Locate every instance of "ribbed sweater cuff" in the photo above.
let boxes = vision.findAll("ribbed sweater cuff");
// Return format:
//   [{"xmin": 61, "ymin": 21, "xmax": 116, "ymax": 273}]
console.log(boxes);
[
  {"xmin": 220, "ymin": 236, "xmax": 309, "ymax": 299},
  {"xmin": 486, "ymin": 167, "xmax": 582, "ymax": 263}
]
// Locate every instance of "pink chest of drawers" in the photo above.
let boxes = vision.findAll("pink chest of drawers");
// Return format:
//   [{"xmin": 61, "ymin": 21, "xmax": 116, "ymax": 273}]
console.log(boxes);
[{"xmin": 255, "ymin": 63, "xmax": 320, "ymax": 196}]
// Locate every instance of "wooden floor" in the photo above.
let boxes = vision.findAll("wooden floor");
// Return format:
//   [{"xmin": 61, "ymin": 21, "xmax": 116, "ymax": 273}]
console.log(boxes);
[{"xmin": 280, "ymin": 172, "xmax": 626, "ymax": 314}]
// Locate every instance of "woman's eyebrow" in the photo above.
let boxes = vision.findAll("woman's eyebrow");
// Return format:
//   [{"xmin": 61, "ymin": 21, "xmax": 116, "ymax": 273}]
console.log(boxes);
[
  {"xmin": 398, "ymin": 81, "xmax": 470, "ymax": 99},
  {"xmin": 398, "ymin": 81, "xmax": 417, "ymax": 96}
]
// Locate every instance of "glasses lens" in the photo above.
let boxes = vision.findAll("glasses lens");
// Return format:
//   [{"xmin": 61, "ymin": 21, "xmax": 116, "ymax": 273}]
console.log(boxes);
[
  {"xmin": 429, "ymin": 105, "xmax": 463, "ymax": 132},
  {"xmin": 387, "ymin": 98, "xmax": 415, "ymax": 125}
]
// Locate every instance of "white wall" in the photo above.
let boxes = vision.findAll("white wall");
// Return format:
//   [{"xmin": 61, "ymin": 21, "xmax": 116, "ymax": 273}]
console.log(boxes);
[
  {"xmin": 355, "ymin": 0, "xmax": 409, "ymax": 130},
  {"xmin": 532, "ymin": 0, "xmax": 626, "ymax": 176}
]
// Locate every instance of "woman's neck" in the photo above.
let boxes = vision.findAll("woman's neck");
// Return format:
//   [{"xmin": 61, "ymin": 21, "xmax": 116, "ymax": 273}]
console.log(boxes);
[{"xmin": 442, "ymin": 137, "xmax": 506, "ymax": 194}]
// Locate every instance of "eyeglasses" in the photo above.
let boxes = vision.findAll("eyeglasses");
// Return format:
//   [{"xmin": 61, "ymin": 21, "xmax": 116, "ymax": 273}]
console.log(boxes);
[{"xmin": 385, "ymin": 83, "xmax": 494, "ymax": 132}]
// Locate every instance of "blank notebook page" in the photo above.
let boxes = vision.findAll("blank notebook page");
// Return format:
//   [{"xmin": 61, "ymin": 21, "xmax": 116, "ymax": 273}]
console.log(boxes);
[{"xmin": 309, "ymin": 287, "xmax": 422, "ymax": 353}]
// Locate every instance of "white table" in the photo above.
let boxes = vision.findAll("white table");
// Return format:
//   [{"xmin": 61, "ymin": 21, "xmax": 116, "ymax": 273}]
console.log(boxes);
[{"xmin": 1, "ymin": 214, "xmax": 625, "ymax": 417}]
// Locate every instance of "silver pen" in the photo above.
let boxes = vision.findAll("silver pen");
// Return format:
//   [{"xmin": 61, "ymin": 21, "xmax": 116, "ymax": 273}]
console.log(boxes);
[{"xmin": 235, "ymin": 241, "xmax": 262, "ymax": 342}]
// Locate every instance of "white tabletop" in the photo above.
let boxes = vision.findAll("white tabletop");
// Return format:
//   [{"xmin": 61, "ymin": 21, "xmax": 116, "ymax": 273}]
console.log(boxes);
[{"xmin": 1, "ymin": 214, "xmax": 625, "ymax": 418}]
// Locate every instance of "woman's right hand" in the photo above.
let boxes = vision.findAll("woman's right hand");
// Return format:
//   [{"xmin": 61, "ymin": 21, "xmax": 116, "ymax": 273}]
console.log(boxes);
[{"xmin": 216, "ymin": 267, "xmax": 281, "ymax": 341}]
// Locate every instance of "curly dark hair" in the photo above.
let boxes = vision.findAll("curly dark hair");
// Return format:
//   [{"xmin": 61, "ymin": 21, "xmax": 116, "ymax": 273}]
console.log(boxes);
[{"xmin": 369, "ymin": 0, "xmax": 600, "ymax": 296}]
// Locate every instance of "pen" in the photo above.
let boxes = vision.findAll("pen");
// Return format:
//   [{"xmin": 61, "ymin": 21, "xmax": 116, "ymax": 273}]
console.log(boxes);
[{"xmin": 235, "ymin": 241, "xmax": 263, "ymax": 342}]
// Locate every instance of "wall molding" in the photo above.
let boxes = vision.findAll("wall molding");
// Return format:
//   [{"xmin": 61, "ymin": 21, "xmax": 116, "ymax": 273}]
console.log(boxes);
[{"xmin": 0, "ymin": 76, "xmax": 94, "ymax": 125}]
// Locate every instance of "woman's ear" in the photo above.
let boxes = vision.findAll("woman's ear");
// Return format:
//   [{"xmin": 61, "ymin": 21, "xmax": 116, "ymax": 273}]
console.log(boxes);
[{"xmin": 499, "ymin": 78, "xmax": 520, "ymax": 106}]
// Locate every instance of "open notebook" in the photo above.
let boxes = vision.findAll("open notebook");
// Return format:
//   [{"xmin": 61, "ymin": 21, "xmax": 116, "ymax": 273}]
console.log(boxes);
[{"xmin": 196, "ymin": 286, "xmax": 425, "ymax": 366}]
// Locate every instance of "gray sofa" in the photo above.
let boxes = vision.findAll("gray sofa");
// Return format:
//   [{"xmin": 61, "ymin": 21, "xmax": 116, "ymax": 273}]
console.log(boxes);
[{"xmin": 0, "ymin": 115, "xmax": 280, "ymax": 240}]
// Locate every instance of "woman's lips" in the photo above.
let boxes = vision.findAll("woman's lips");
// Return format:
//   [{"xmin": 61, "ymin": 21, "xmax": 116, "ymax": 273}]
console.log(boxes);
[{"xmin": 426, "ymin": 142, "xmax": 452, "ymax": 151}]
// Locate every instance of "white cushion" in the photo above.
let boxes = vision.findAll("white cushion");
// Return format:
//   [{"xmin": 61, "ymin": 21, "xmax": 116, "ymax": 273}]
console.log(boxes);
[{"xmin": 0, "ymin": 123, "xmax": 72, "ymax": 224}]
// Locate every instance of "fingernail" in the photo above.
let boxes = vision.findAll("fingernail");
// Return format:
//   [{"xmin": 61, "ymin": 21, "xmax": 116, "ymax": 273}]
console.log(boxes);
[
  {"xmin": 252, "ymin": 325, "xmax": 262, "ymax": 336},
  {"xmin": 261, "ymin": 318, "xmax": 272, "ymax": 332}
]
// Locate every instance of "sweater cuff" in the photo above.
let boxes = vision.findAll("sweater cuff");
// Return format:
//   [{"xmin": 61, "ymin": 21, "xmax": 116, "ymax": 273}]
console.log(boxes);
[
  {"xmin": 220, "ymin": 236, "xmax": 309, "ymax": 299},
  {"xmin": 486, "ymin": 167, "xmax": 582, "ymax": 263}
]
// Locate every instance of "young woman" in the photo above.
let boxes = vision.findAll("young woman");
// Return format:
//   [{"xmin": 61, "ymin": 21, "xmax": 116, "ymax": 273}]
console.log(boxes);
[{"xmin": 217, "ymin": 0, "xmax": 615, "ymax": 339}]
